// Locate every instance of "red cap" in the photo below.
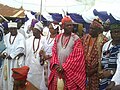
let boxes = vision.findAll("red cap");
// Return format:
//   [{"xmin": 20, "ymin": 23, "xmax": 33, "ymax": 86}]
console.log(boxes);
[
  {"xmin": 61, "ymin": 16, "xmax": 72, "ymax": 25},
  {"xmin": 12, "ymin": 66, "xmax": 29, "ymax": 81}
]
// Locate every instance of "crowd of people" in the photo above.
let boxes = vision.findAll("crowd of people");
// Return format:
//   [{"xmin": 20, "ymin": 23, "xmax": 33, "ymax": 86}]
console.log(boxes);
[{"xmin": 0, "ymin": 16, "xmax": 120, "ymax": 90}]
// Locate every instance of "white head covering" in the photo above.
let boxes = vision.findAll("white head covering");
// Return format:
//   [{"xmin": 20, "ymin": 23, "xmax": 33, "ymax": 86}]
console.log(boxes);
[
  {"xmin": 8, "ymin": 21, "xmax": 17, "ymax": 28},
  {"xmin": 34, "ymin": 21, "xmax": 43, "ymax": 31},
  {"xmin": 105, "ymin": 19, "xmax": 110, "ymax": 24},
  {"xmin": 51, "ymin": 23, "xmax": 59, "ymax": 30}
]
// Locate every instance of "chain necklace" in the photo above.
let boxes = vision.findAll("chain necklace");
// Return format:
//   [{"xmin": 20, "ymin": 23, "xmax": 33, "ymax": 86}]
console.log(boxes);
[
  {"xmin": 61, "ymin": 34, "xmax": 71, "ymax": 49},
  {"xmin": 9, "ymin": 34, "xmax": 17, "ymax": 44},
  {"xmin": 33, "ymin": 37, "xmax": 40, "ymax": 58}
]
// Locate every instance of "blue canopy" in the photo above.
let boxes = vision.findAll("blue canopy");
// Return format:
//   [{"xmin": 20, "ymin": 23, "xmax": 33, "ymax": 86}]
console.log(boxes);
[
  {"xmin": 35, "ymin": 15, "xmax": 47, "ymax": 21},
  {"xmin": 93, "ymin": 9, "xmax": 109, "ymax": 22},
  {"xmin": 50, "ymin": 13, "xmax": 63, "ymax": 22},
  {"xmin": 67, "ymin": 13, "xmax": 85, "ymax": 23},
  {"xmin": 109, "ymin": 14, "xmax": 120, "ymax": 24}
]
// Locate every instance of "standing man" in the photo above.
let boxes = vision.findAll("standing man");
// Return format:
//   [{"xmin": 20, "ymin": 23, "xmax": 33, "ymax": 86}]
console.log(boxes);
[
  {"xmin": 39, "ymin": 22, "xmax": 59, "ymax": 87},
  {"xmin": 82, "ymin": 19, "xmax": 106, "ymax": 90},
  {"xmin": 0, "ymin": 21, "xmax": 25, "ymax": 90},
  {"xmin": 48, "ymin": 16, "xmax": 86, "ymax": 90},
  {"xmin": 99, "ymin": 23, "xmax": 120, "ymax": 90},
  {"xmin": 25, "ymin": 21, "xmax": 47, "ymax": 90}
]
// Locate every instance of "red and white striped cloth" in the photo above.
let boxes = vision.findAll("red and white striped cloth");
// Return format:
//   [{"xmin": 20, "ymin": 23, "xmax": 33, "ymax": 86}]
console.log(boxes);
[{"xmin": 48, "ymin": 34, "xmax": 86, "ymax": 90}]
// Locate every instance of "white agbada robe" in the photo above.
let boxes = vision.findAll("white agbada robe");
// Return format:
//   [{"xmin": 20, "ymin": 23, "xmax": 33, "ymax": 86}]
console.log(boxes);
[
  {"xmin": 25, "ymin": 36, "xmax": 47, "ymax": 90},
  {"xmin": 1, "ymin": 32, "xmax": 25, "ymax": 90},
  {"xmin": 42, "ymin": 34, "xmax": 55, "ymax": 77}
]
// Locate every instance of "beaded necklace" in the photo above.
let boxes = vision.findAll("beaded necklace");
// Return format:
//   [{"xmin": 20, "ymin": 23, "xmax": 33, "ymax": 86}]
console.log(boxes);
[
  {"xmin": 61, "ymin": 34, "xmax": 71, "ymax": 49},
  {"xmin": 9, "ymin": 34, "xmax": 17, "ymax": 44},
  {"xmin": 33, "ymin": 37, "xmax": 40, "ymax": 58}
]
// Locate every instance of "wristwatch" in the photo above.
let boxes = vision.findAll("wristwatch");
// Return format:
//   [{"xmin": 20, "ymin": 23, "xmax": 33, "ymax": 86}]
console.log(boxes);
[{"xmin": 110, "ymin": 70, "xmax": 114, "ymax": 75}]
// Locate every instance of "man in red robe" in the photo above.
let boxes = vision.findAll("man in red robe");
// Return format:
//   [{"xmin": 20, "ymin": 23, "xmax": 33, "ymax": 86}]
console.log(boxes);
[{"xmin": 48, "ymin": 16, "xmax": 86, "ymax": 90}]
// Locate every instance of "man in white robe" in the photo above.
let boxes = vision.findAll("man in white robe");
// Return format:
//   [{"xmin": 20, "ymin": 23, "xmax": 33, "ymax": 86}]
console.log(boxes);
[
  {"xmin": 25, "ymin": 21, "xmax": 47, "ymax": 90},
  {"xmin": 0, "ymin": 21, "xmax": 25, "ymax": 90}
]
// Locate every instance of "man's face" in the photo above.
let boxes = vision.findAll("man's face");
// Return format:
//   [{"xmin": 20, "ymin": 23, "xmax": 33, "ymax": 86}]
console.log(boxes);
[
  {"xmin": 89, "ymin": 27, "xmax": 100, "ymax": 38},
  {"xmin": 103, "ymin": 23, "xmax": 110, "ymax": 32},
  {"xmin": 14, "ymin": 80, "xmax": 26, "ymax": 87},
  {"xmin": 63, "ymin": 22, "xmax": 73, "ymax": 34},
  {"xmin": 9, "ymin": 28, "xmax": 17, "ymax": 36},
  {"xmin": 49, "ymin": 24, "xmax": 57, "ymax": 35},
  {"xmin": 111, "ymin": 29, "xmax": 120, "ymax": 41},
  {"xmin": 32, "ymin": 28, "xmax": 42, "ymax": 37}
]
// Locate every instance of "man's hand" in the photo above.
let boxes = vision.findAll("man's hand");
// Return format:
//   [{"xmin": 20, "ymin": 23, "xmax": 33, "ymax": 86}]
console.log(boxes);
[
  {"xmin": 111, "ymin": 85, "xmax": 120, "ymax": 90},
  {"xmin": 102, "ymin": 70, "xmax": 112, "ymax": 78},
  {"xmin": 106, "ymin": 81, "xmax": 115, "ymax": 90},
  {"xmin": 54, "ymin": 64, "xmax": 63, "ymax": 74},
  {"xmin": 99, "ymin": 69, "xmax": 115, "ymax": 79},
  {"xmin": 0, "ymin": 52, "xmax": 7, "ymax": 59}
]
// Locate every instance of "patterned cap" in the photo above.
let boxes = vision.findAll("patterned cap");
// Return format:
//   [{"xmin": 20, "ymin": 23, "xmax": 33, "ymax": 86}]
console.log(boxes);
[
  {"xmin": 110, "ymin": 23, "xmax": 120, "ymax": 30},
  {"xmin": 90, "ymin": 19, "xmax": 103, "ymax": 30},
  {"xmin": 51, "ymin": 23, "xmax": 59, "ymax": 30},
  {"xmin": 34, "ymin": 21, "xmax": 43, "ymax": 31}
]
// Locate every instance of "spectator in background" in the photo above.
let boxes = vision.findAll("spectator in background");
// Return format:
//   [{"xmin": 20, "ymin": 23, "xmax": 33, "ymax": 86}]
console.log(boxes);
[
  {"xmin": 42, "ymin": 21, "xmax": 50, "ymax": 36},
  {"xmin": 0, "ymin": 24, "xmax": 6, "ymax": 68},
  {"xmin": 103, "ymin": 19, "xmax": 111, "ymax": 40}
]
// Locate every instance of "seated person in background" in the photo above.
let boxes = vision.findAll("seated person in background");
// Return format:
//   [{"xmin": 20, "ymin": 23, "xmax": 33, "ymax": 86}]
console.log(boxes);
[{"xmin": 12, "ymin": 66, "xmax": 38, "ymax": 90}]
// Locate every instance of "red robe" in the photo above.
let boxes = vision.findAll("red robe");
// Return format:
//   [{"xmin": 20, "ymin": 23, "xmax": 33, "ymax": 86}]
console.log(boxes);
[{"xmin": 48, "ymin": 34, "xmax": 86, "ymax": 90}]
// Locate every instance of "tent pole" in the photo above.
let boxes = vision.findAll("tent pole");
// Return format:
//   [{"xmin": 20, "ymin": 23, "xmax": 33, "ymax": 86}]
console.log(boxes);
[{"xmin": 39, "ymin": 0, "xmax": 42, "ymax": 21}]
